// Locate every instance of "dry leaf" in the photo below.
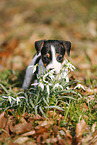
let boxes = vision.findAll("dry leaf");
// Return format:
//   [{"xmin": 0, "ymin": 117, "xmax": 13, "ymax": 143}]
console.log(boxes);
[
  {"xmin": 58, "ymin": 139, "xmax": 67, "ymax": 145},
  {"xmin": 19, "ymin": 117, "xmax": 27, "ymax": 124},
  {"xmin": 88, "ymin": 131, "xmax": 97, "ymax": 145},
  {"xmin": 0, "ymin": 124, "xmax": 10, "ymax": 142},
  {"xmin": 0, "ymin": 112, "xmax": 7, "ymax": 129},
  {"xmin": 9, "ymin": 122, "xmax": 33, "ymax": 134},
  {"xmin": 85, "ymin": 95, "xmax": 95, "ymax": 104},
  {"xmin": 86, "ymin": 88, "xmax": 97, "ymax": 95},
  {"xmin": 37, "ymin": 132, "xmax": 50, "ymax": 143},
  {"xmin": 62, "ymin": 127, "xmax": 72, "ymax": 139},
  {"xmin": 80, "ymin": 103, "xmax": 88, "ymax": 111},
  {"xmin": 35, "ymin": 120, "xmax": 53, "ymax": 129},
  {"xmin": 32, "ymin": 114, "xmax": 44, "ymax": 121},
  {"xmin": 36, "ymin": 127, "xmax": 48, "ymax": 134},
  {"xmin": 0, "ymin": 38, "xmax": 19, "ymax": 58},
  {"xmin": 8, "ymin": 141, "xmax": 19, "ymax": 145},
  {"xmin": 46, "ymin": 137, "xmax": 57, "ymax": 144},
  {"xmin": 53, "ymin": 125, "xmax": 59, "ymax": 136},
  {"xmin": 14, "ymin": 137, "xmax": 29, "ymax": 144},
  {"xmin": 81, "ymin": 134, "xmax": 92, "ymax": 145},
  {"xmin": 21, "ymin": 130, "xmax": 35, "ymax": 137},
  {"xmin": 92, "ymin": 130, "xmax": 97, "ymax": 145},
  {"xmin": 91, "ymin": 122, "xmax": 97, "ymax": 133},
  {"xmin": 48, "ymin": 110, "xmax": 57, "ymax": 117},
  {"xmin": 40, "ymin": 120, "xmax": 54, "ymax": 127},
  {"xmin": 76, "ymin": 119, "xmax": 87, "ymax": 141}
]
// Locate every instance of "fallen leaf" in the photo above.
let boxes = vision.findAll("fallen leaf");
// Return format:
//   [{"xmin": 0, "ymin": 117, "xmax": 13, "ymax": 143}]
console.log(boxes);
[
  {"xmin": 9, "ymin": 122, "xmax": 33, "ymax": 134},
  {"xmin": 85, "ymin": 95, "xmax": 95, "ymax": 104},
  {"xmin": 91, "ymin": 122, "xmax": 97, "ymax": 133},
  {"xmin": 0, "ymin": 38, "xmax": 19, "ymax": 58},
  {"xmin": 19, "ymin": 117, "xmax": 27, "ymax": 124},
  {"xmin": 58, "ymin": 139, "xmax": 67, "ymax": 145},
  {"xmin": 14, "ymin": 137, "xmax": 29, "ymax": 144},
  {"xmin": 62, "ymin": 127, "xmax": 72, "ymax": 139},
  {"xmin": 32, "ymin": 114, "xmax": 45, "ymax": 121},
  {"xmin": 0, "ymin": 123, "xmax": 10, "ymax": 142},
  {"xmin": 80, "ymin": 103, "xmax": 88, "ymax": 111},
  {"xmin": 53, "ymin": 125, "xmax": 59, "ymax": 136},
  {"xmin": 8, "ymin": 140, "xmax": 19, "ymax": 145},
  {"xmin": 0, "ymin": 112, "xmax": 7, "ymax": 129},
  {"xmin": 36, "ymin": 127, "xmax": 49, "ymax": 135},
  {"xmin": 76, "ymin": 119, "xmax": 87, "ymax": 141},
  {"xmin": 35, "ymin": 120, "xmax": 54, "ymax": 129},
  {"xmin": 46, "ymin": 137, "xmax": 57, "ymax": 144},
  {"xmin": 48, "ymin": 110, "xmax": 57, "ymax": 117},
  {"xmin": 87, "ymin": 131, "xmax": 97, "ymax": 145},
  {"xmin": 92, "ymin": 130, "xmax": 97, "ymax": 145},
  {"xmin": 86, "ymin": 88, "xmax": 97, "ymax": 95},
  {"xmin": 21, "ymin": 130, "xmax": 35, "ymax": 137},
  {"xmin": 81, "ymin": 134, "xmax": 92, "ymax": 145},
  {"xmin": 37, "ymin": 132, "xmax": 50, "ymax": 143},
  {"xmin": 40, "ymin": 120, "xmax": 54, "ymax": 127},
  {"xmin": 8, "ymin": 38, "xmax": 19, "ymax": 50}
]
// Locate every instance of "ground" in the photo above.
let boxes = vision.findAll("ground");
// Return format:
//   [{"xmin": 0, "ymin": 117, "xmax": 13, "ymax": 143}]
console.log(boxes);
[{"xmin": 0, "ymin": 0, "xmax": 97, "ymax": 144}]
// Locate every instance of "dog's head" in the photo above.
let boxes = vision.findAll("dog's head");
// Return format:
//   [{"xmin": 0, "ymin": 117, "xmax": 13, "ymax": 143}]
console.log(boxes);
[{"xmin": 35, "ymin": 40, "xmax": 71, "ymax": 73}]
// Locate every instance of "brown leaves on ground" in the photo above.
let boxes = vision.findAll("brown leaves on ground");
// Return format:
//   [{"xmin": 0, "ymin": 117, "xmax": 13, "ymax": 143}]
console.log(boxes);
[
  {"xmin": 0, "ymin": 112, "xmax": 7, "ymax": 129},
  {"xmin": 76, "ymin": 119, "xmax": 87, "ymax": 141},
  {"xmin": 0, "ymin": 112, "xmax": 97, "ymax": 145},
  {"xmin": 0, "ymin": 38, "xmax": 19, "ymax": 58},
  {"xmin": 73, "ymin": 119, "xmax": 97, "ymax": 145}
]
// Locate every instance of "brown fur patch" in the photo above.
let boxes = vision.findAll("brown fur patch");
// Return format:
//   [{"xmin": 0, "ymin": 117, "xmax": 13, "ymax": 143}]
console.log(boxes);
[
  {"xmin": 62, "ymin": 55, "xmax": 66, "ymax": 63},
  {"xmin": 41, "ymin": 55, "xmax": 49, "ymax": 67},
  {"xmin": 44, "ymin": 63, "xmax": 47, "ymax": 67},
  {"xmin": 46, "ymin": 53, "xmax": 50, "ymax": 58},
  {"xmin": 56, "ymin": 53, "xmax": 59, "ymax": 58}
]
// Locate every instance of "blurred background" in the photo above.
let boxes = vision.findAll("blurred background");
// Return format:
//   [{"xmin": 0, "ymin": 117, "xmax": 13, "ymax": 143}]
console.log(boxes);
[{"xmin": 0, "ymin": 0, "xmax": 97, "ymax": 86}]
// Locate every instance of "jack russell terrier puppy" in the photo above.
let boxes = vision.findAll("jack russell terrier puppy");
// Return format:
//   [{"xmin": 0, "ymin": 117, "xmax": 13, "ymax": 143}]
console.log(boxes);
[{"xmin": 22, "ymin": 40, "xmax": 71, "ymax": 89}]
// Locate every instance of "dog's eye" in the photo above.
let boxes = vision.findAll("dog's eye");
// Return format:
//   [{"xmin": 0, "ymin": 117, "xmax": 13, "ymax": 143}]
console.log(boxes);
[
  {"xmin": 57, "ymin": 55, "xmax": 63, "ymax": 62},
  {"xmin": 42, "ymin": 56, "xmax": 50, "ymax": 63}
]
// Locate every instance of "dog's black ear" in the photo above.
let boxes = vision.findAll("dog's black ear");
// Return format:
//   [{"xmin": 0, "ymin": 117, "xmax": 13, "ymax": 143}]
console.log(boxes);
[
  {"xmin": 59, "ymin": 40, "xmax": 71, "ymax": 56},
  {"xmin": 35, "ymin": 40, "xmax": 46, "ymax": 53}
]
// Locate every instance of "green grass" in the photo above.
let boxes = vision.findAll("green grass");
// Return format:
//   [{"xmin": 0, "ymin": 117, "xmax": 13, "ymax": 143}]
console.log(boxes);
[
  {"xmin": 0, "ymin": 60, "xmax": 96, "ymax": 133},
  {"xmin": 0, "ymin": 60, "xmax": 77, "ymax": 115},
  {"xmin": 0, "ymin": 59, "xmax": 97, "ymax": 145}
]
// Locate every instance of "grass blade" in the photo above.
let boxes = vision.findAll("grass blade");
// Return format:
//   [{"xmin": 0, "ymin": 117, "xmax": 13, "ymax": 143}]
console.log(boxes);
[
  {"xmin": 39, "ymin": 106, "xmax": 46, "ymax": 118},
  {"xmin": 45, "ymin": 106, "xmax": 64, "ymax": 111},
  {"xmin": 0, "ymin": 83, "xmax": 9, "ymax": 94},
  {"xmin": 59, "ymin": 96, "xmax": 76, "ymax": 100}
]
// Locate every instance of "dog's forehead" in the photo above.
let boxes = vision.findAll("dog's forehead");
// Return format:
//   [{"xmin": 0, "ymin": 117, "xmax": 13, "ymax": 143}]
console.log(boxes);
[
  {"xmin": 44, "ymin": 40, "xmax": 61, "ymax": 47},
  {"xmin": 41, "ymin": 40, "xmax": 64, "ymax": 54}
]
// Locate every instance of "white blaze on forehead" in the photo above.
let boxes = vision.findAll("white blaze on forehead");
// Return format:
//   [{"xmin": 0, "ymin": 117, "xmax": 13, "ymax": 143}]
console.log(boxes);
[
  {"xmin": 51, "ymin": 45, "xmax": 56, "ymax": 62},
  {"xmin": 46, "ymin": 45, "xmax": 61, "ymax": 73}
]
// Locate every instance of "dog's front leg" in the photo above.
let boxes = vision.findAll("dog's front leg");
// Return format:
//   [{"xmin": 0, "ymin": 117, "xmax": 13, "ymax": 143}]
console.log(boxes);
[
  {"xmin": 22, "ymin": 53, "xmax": 41, "ymax": 89},
  {"xmin": 22, "ymin": 65, "xmax": 35, "ymax": 89}
]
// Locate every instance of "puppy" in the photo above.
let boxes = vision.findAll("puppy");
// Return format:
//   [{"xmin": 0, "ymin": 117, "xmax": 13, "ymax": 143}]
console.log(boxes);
[{"xmin": 22, "ymin": 40, "xmax": 71, "ymax": 89}]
